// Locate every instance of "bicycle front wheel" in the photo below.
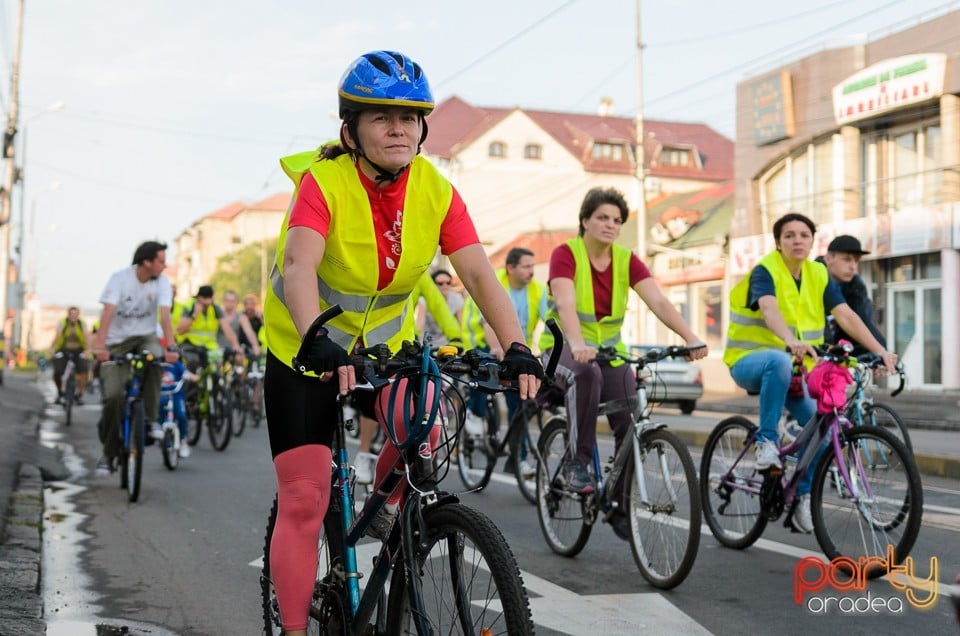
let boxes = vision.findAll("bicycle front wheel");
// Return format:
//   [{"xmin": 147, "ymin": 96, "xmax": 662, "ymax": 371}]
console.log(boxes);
[
  {"xmin": 700, "ymin": 416, "xmax": 767, "ymax": 549},
  {"xmin": 535, "ymin": 416, "xmax": 593, "ymax": 556},
  {"xmin": 863, "ymin": 403, "xmax": 912, "ymax": 453},
  {"xmin": 625, "ymin": 428, "xmax": 701, "ymax": 589},
  {"xmin": 207, "ymin": 384, "xmax": 233, "ymax": 451},
  {"xmin": 162, "ymin": 426, "xmax": 179, "ymax": 471},
  {"xmin": 64, "ymin": 373, "xmax": 76, "ymax": 427},
  {"xmin": 386, "ymin": 503, "xmax": 533, "ymax": 635},
  {"xmin": 127, "ymin": 401, "xmax": 145, "ymax": 503},
  {"xmin": 456, "ymin": 408, "xmax": 495, "ymax": 492},
  {"xmin": 509, "ymin": 401, "xmax": 544, "ymax": 505},
  {"xmin": 811, "ymin": 425, "xmax": 922, "ymax": 578},
  {"xmin": 261, "ymin": 493, "xmax": 345, "ymax": 635}
]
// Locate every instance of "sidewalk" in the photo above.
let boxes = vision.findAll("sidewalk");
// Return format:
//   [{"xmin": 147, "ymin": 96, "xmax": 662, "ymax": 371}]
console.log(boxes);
[{"xmin": 0, "ymin": 371, "xmax": 62, "ymax": 636}]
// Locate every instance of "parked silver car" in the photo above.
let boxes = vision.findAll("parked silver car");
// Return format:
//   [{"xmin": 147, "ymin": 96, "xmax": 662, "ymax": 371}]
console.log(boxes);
[{"xmin": 629, "ymin": 345, "xmax": 704, "ymax": 414}]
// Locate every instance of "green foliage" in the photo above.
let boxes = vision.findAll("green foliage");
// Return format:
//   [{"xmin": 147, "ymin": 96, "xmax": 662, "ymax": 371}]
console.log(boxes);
[{"xmin": 208, "ymin": 239, "xmax": 278, "ymax": 301}]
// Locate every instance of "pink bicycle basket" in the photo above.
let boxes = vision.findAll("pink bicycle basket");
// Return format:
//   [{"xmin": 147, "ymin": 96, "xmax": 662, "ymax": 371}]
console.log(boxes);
[{"xmin": 805, "ymin": 360, "xmax": 852, "ymax": 414}]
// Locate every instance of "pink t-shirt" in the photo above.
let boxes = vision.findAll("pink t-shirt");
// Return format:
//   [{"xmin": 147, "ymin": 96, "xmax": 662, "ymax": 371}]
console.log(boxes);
[
  {"xmin": 289, "ymin": 166, "xmax": 478, "ymax": 290},
  {"xmin": 548, "ymin": 243, "xmax": 651, "ymax": 319}
]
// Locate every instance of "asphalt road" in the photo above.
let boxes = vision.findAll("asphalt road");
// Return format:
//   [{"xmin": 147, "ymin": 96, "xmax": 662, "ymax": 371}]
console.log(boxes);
[{"xmin": 28, "ymin": 380, "xmax": 960, "ymax": 635}]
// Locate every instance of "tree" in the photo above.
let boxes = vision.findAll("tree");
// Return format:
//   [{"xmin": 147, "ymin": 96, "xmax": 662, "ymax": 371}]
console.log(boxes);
[{"xmin": 209, "ymin": 239, "xmax": 278, "ymax": 302}]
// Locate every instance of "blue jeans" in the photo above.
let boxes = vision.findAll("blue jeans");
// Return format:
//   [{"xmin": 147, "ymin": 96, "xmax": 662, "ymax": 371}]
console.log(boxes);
[{"xmin": 730, "ymin": 349, "xmax": 821, "ymax": 495}]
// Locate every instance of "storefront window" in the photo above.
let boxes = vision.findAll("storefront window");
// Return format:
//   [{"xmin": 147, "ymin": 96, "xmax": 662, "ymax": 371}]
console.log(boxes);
[
  {"xmin": 923, "ymin": 125, "xmax": 943, "ymax": 204},
  {"xmin": 693, "ymin": 283, "xmax": 723, "ymax": 352},
  {"xmin": 924, "ymin": 288, "xmax": 942, "ymax": 384},
  {"xmin": 762, "ymin": 163, "xmax": 789, "ymax": 220},
  {"xmin": 893, "ymin": 131, "xmax": 919, "ymax": 210}
]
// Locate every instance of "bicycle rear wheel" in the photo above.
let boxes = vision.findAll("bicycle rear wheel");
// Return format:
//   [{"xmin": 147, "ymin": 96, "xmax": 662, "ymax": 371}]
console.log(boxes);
[
  {"xmin": 535, "ymin": 416, "xmax": 593, "ymax": 556},
  {"xmin": 385, "ymin": 503, "xmax": 533, "ymax": 635},
  {"xmin": 261, "ymin": 493, "xmax": 346, "ymax": 635},
  {"xmin": 207, "ymin": 383, "xmax": 233, "ymax": 451},
  {"xmin": 625, "ymin": 428, "xmax": 701, "ymax": 589},
  {"xmin": 700, "ymin": 416, "xmax": 767, "ymax": 549},
  {"xmin": 127, "ymin": 401, "xmax": 145, "ymax": 502},
  {"xmin": 862, "ymin": 403, "xmax": 912, "ymax": 453},
  {"xmin": 185, "ymin": 383, "xmax": 202, "ymax": 446},
  {"xmin": 811, "ymin": 425, "xmax": 922, "ymax": 579}
]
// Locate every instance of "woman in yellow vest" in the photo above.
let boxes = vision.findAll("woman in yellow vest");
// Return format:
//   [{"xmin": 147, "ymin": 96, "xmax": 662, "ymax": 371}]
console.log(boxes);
[
  {"xmin": 539, "ymin": 186, "xmax": 707, "ymax": 540},
  {"xmin": 723, "ymin": 212, "xmax": 896, "ymax": 533},
  {"xmin": 261, "ymin": 50, "xmax": 543, "ymax": 636}
]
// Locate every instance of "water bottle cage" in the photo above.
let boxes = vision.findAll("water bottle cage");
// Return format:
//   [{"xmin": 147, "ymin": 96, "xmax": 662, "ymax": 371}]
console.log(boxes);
[{"xmin": 759, "ymin": 469, "xmax": 785, "ymax": 521}]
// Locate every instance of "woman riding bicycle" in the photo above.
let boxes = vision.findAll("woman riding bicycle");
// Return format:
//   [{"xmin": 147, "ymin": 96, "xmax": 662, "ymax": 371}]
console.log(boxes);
[
  {"xmin": 261, "ymin": 50, "xmax": 543, "ymax": 636},
  {"xmin": 538, "ymin": 186, "xmax": 708, "ymax": 537},
  {"xmin": 723, "ymin": 212, "xmax": 897, "ymax": 533}
]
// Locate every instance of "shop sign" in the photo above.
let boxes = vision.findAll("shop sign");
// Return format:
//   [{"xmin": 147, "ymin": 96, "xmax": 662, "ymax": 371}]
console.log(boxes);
[{"xmin": 833, "ymin": 54, "xmax": 946, "ymax": 125}]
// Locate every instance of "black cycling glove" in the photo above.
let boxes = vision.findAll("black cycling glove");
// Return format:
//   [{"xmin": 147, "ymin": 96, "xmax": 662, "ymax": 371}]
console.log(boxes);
[
  {"xmin": 307, "ymin": 327, "xmax": 349, "ymax": 373},
  {"xmin": 500, "ymin": 342, "xmax": 544, "ymax": 381}
]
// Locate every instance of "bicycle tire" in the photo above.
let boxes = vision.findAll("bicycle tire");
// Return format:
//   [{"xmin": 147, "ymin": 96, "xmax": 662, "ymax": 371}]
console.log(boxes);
[
  {"xmin": 862, "ymin": 402, "xmax": 912, "ymax": 453},
  {"xmin": 127, "ymin": 401, "xmax": 145, "ymax": 502},
  {"xmin": 185, "ymin": 383, "xmax": 203, "ymax": 446},
  {"xmin": 231, "ymin": 376, "xmax": 248, "ymax": 438},
  {"xmin": 261, "ymin": 493, "xmax": 345, "ymax": 635},
  {"xmin": 810, "ymin": 425, "xmax": 922, "ymax": 579},
  {"xmin": 207, "ymin": 382, "xmax": 233, "ymax": 451},
  {"xmin": 699, "ymin": 415, "xmax": 767, "ymax": 549},
  {"xmin": 64, "ymin": 372, "xmax": 76, "ymax": 427},
  {"xmin": 249, "ymin": 376, "xmax": 264, "ymax": 428},
  {"xmin": 385, "ymin": 503, "xmax": 533, "ymax": 635},
  {"xmin": 509, "ymin": 401, "xmax": 542, "ymax": 505},
  {"xmin": 456, "ymin": 405, "xmax": 496, "ymax": 492},
  {"xmin": 162, "ymin": 427, "xmax": 179, "ymax": 471},
  {"xmin": 624, "ymin": 428, "xmax": 701, "ymax": 589},
  {"xmin": 535, "ymin": 416, "xmax": 593, "ymax": 556}
]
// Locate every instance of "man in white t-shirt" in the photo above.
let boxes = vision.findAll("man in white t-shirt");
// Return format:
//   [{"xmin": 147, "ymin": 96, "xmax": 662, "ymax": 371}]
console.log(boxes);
[{"xmin": 91, "ymin": 241, "xmax": 179, "ymax": 477}]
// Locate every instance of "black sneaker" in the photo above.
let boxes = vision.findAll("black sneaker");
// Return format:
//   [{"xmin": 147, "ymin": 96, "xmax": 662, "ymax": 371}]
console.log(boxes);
[
  {"xmin": 609, "ymin": 512, "xmax": 630, "ymax": 541},
  {"xmin": 563, "ymin": 460, "xmax": 594, "ymax": 493}
]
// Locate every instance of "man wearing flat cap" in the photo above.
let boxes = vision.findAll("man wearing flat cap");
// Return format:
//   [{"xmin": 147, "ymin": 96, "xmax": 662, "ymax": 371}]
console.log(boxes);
[{"xmin": 816, "ymin": 235, "xmax": 887, "ymax": 355}]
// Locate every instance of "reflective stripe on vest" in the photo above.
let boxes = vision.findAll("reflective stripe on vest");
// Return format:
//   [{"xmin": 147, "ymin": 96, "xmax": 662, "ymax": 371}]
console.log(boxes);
[
  {"xmin": 722, "ymin": 250, "xmax": 828, "ymax": 368},
  {"xmin": 263, "ymin": 150, "xmax": 451, "ymax": 368},
  {"xmin": 538, "ymin": 237, "xmax": 630, "ymax": 357}
]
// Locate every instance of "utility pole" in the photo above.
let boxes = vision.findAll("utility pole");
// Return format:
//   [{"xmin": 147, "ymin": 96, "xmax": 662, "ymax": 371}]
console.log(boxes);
[
  {"xmin": 0, "ymin": 0, "xmax": 26, "ymax": 381},
  {"xmin": 634, "ymin": 0, "xmax": 648, "ymax": 342}
]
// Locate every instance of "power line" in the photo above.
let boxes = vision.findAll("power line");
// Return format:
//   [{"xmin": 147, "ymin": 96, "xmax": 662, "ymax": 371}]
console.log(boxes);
[{"xmin": 432, "ymin": 0, "xmax": 579, "ymax": 90}]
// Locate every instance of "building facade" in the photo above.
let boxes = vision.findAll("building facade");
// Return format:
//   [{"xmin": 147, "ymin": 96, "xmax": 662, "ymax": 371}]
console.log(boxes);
[
  {"xmin": 173, "ymin": 194, "xmax": 289, "ymax": 302},
  {"xmin": 734, "ymin": 10, "xmax": 960, "ymax": 389}
]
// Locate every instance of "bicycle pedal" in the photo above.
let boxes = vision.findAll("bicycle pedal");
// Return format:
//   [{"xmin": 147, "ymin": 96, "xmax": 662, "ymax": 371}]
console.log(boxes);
[{"xmin": 759, "ymin": 467, "xmax": 784, "ymax": 478}]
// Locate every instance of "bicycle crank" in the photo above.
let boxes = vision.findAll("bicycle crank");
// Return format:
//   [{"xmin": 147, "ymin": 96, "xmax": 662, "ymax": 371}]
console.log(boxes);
[{"xmin": 759, "ymin": 468, "xmax": 784, "ymax": 521}]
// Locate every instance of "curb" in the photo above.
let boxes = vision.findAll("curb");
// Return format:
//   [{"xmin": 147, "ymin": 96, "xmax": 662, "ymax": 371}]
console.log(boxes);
[{"xmin": 0, "ymin": 463, "xmax": 45, "ymax": 635}]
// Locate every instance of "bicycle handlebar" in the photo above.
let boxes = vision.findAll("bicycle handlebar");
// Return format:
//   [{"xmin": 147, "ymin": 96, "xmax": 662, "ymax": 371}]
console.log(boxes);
[
  {"xmin": 292, "ymin": 306, "xmax": 564, "ymax": 392},
  {"xmin": 805, "ymin": 342, "xmax": 906, "ymax": 397},
  {"xmin": 596, "ymin": 344, "xmax": 705, "ymax": 366}
]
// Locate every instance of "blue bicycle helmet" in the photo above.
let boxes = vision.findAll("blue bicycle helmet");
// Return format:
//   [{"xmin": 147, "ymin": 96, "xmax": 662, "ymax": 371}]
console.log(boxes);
[{"xmin": 338, "ymin": 50, "xmax": 435, "ymax": 117}]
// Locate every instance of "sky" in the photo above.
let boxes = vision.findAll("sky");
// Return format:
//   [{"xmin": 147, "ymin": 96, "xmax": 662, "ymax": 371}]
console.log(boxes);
[{"xmin": 4, "ymin": 0, "xmax": 958, "ymax": 307}]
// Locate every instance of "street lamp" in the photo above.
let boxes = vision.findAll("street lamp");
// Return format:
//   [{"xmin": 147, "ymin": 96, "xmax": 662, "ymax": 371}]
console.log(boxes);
[{"xmin": 11, "ymin": 101, "xmax": 64, "ymax": 358}]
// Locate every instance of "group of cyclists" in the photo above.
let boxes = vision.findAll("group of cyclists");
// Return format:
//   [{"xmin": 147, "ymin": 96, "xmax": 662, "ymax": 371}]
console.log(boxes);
[
  {"xmin": 50, "ymin": 252, "xmax": 266, "ymax": 473},
  {"xmin": 62, "ymin": 49, "xmax": 901, "ymax": 633}
]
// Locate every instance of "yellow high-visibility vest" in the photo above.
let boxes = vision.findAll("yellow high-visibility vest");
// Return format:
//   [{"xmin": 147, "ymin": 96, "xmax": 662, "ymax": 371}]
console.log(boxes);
[
  {"xmin": 538, "ymin": 237, "xmax": 630, "ymax": 358},
  {"xmin": 264, "ymin": 149, "xmax": 452, "ymax": 370},
  {"xmin": 723, "ymin": 250, "xmax": 828, "ymax": 368}
]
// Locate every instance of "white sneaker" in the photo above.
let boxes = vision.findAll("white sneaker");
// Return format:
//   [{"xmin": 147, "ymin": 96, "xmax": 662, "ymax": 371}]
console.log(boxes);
[
  {"xmin": 149, "ymin": 423, "xmax": 164, "ymax": 440},
  {"xmin": 354, "ymin": 451, "xmax": 376, "ymax": 484},
  {"xmin": 464, "ymin": 411, "xmax": 485, "ymax": 436},
  {"xmin": 793, "ymin": 494, "xmax": 813, "ymax": 533},
  {"xmin": 178, "ymin": 443, "xmax": 191, "ymax": 459},
  {"xmin": 754, "ymin": 440, "xmax": 782, "ymax": 470},
  {"xmin": 519, "ymin": 460, "xmax": 536, "ymax": 479}
]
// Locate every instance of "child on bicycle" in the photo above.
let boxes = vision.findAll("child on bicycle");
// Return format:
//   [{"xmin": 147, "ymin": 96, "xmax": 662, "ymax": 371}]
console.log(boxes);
[
  {"xmin": 538, "ymin": 186, "xmax": 708, "ymax": 539},
  {"xmin": 158, "ymin": 360, "xmax": 196, "ymax": 458},
  {"xmin": 723, "ymin": 212, "xmax": 896, "ymax": 533},
  {"xmin": 261, "ymin": 50, "xmax": 543, "ymax": 636}
]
